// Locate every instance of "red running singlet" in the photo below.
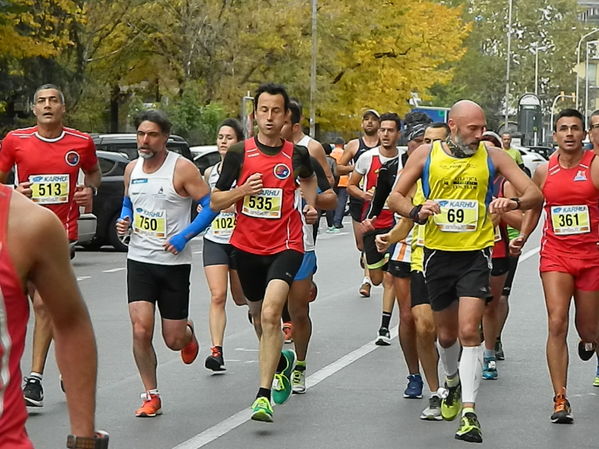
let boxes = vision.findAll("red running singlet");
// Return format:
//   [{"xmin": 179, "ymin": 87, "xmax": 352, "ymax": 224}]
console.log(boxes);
[
  {"xmin": 541, "ymin": 150, "xmax": 599, "ymax": 260},
  {"xmin": 361, "ymin": 153, "xmax": 394, "ymax": 229},
  {"xmin": 0, "ymin": 185, "xmax": 33, "ymax": 449},
  {"xmin": 231, "ymin": 138, "xmax": 305, "ymax": 255}
]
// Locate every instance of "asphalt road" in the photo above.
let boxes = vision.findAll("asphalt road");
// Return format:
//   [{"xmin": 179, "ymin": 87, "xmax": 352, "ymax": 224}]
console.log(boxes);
[{"xmin": 23, "ymin": 218, "xmax": 599, "ymax": 449}]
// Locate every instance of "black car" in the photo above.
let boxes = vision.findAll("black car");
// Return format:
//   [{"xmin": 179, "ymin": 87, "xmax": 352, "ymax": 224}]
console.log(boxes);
[
  {"xmin": 526, "ymin": 145, "xmax": 555, "ymax": 160},
  {"xmin": 86, "ymin": 134, "xmax": 197, "ymax": 251}
]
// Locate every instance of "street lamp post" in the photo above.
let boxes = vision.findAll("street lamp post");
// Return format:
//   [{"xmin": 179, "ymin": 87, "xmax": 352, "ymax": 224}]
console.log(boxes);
[
  {"xmin": 309, "ymin": 0, "xmax": 317, "ymax": 137},
  {"xmin": 576, "ymin": 28, "xmax": 599, "ymax": 110},
  {"xmin": 550, "ymin": 93, "xmax": 576, "ymax": 132},
  {"xmin": 585, "ymin": 40, "xmax": 599, "ymax": 128},
  {"xmin": 504, "ymin": 0, "xmax": 513, "ymax": 129},
  {"xmin": 534, "ymin": 45, "xmax": 548, "ymax": 97}
]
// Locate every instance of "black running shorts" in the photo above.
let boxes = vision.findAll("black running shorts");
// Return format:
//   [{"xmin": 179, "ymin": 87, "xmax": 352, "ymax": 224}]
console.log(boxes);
[
  {"xmin": 388, "ymin": 260, "xmax": 411, "ymax": 279},
  {"xmin": 491, "ymin": 257, "xmax": 509, "ymax": 277},
  {"xmin": 363, "ymin": 228, "xmax": 391, "ymax": 271},
  {"xmin": 127, "ymin": 259, "xmax": 191, "ymax": 320},
  {"xmin": 349, "ymin": 196, "xmax": 364, "ymax": 222},
  {"xmin": 233, "ymin": 248, "xmax": 304, "ymax": 302},
  {"xmin": 423, "ymin": 247, "xmax": 492, "ymax": 312},
  {"xmin": 502, "ymin": 255, "xmax": 520, "ymax": 297},
  {"xmin": 410, "ymin": 270, "xmax": 429, "ymax": 307}
]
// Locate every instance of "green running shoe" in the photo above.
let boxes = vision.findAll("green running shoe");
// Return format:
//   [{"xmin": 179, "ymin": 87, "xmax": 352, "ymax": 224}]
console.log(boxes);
[
  {"xmin": 292, "ymin": 369, "xmax": 306, "ymax": 394},
  {"xmin": 455, "ymin": 412, "xmax": 483, "ymax": 443},
  {"xmin": 272, "ymin": 349, "xmax": 296, "ymax": 404},
  {"xmin": 441, "ymin": 381, "xmax": 462, "ymax": 421},
  {"xmin": 593, "ymin": 376, "xmax": 599, "ymax": 387},
  {"xmin": 250, "ymin": 397, "xmax": 273, "ymax": 423}
]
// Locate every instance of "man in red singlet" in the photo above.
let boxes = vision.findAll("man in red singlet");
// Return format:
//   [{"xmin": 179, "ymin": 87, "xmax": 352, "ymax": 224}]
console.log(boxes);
[
  {"xmin": 0, "ymin": 185, "xmax": 104, "ymax": 448},
  {"xmin": 0, "ymin": 84, "xmax": 100, "ymax": 407},
  {"xmin": 512, "ymin": 108, "xmax": 599, "ymax": 424},
  {"xmin": 211, "ymin": 83, "xmax": 317, "ymax": 423}
]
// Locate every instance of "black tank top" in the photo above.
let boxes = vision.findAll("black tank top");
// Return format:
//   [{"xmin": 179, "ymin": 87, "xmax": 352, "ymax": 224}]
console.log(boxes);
[{"xmin": 353, "ymin": 137, "xmax": 379, "ymax": 164}]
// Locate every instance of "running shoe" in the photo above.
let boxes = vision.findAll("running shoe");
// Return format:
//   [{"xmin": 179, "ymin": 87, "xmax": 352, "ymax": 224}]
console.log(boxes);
[
  {"xmin": 205, "ymin": 346, "xmax": 226, "ymax": 373},
  {"xmin": 593, "ymin": 375, "xmax": 599, "ymax": 387},
  {"xmin": 495, "ymin": 339, "xmax": 505, "ymax": 361},
  {"xmin": 577, "ymin": 340, "xmax": 596, "ymax": 361},
  {"xmin": 551, "ymin": 393, "xmax": 573, "ymax": 424},
  {"xmin": 482, "ymin": 357, "xmax": 498, "ymax": 380},
  {"xmin": 272, "ymin": 349, "xmax": 296, "ymax": 404},
  {"xmin": 181, "ymin": 320, "xmax": 199, "ymax": 364},
  {"xmin": 326, "ymin": 226, "xmax": 340, "ymax": 234},
  {"xmin": 441, "ymin": 379, "xmax": 462, "ymax": 421},
  {"xmin": 135, "ymin": 392, "xmax": 162, "ymax": 417},
  {"xmin": 455, "ymin": 411, "xmax": 483, "ymax": 443},
  {"xmin": 359, "ymin": 281, "xmax": 371, "ymax": 297},
  {"xmin": 420, "ymin": 394, "xmax": 443, "ymax": 421},
  {"xmin": 404, "ymin": 374, "xmax": 423, "ymax": 399},
  {"xmin": 375, "ymin": 327, "xmax": 391, "ymax": 346},
  {"xmin": 292, "ymin": 369, "xmax": 306, "ymax": 394},
  {"xmin": 334, "ymin": 223, "xmax": 343, "ymax": 229},
  {"xmin": 282, "ymin": 322, "xmax": 294, "ymax": 344},
  {"xmin": 23, "ymin": 376, "xmax": 43, "ymax": 407},
  {"xmin": 251, "ymin": 397, "xmax": 273, "ymax": 423}
]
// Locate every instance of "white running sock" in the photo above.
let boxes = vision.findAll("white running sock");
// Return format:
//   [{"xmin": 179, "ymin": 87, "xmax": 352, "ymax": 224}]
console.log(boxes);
[
  {"xmin": 460, "ymin": 345, "xmax": 482, "ymax": 404},
  {"xmin": 29, "ymin": 372, "xmax": 42, "ymax": 380},
  {"xmin": 438, "ymin": 340, "xmax": 460, "ymax": 379}
]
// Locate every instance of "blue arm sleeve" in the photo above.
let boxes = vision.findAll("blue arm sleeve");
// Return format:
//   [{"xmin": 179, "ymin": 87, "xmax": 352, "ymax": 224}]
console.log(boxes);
[
  {"xmin": 119, "ymin": 196, "xmax": 133, "ymax": 221},
  {"xmin": 168, "ymin": 194, "xmax": 219, "ymax": 252}
]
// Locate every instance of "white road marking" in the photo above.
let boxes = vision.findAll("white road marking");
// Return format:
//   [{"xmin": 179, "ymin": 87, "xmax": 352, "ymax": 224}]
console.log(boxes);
[
  {"xmin": 518, "ymin": 246, "xmax": 540, "ymax": 263},
  {"xmin": 102, "ymin": 267, "xmax": 126, "ymax": 273},
  {"xmin": 172, "ymin": 326, "xmax": 399, "ymax": 449},
  {"xmin": 76, "ymin": 276, "xmax": 91, "ymax": 281}
]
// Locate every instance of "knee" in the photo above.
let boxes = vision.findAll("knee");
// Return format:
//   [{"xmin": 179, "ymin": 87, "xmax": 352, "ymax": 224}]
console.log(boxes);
[
  {"xmin": 210, "ymin": 291, "xmax": 227, "ymax": 307},
  {"xmin": 260, "ymin": 306, "xmax": 280, "ymax": 329},
  {"xmin": 414, "ymin": 316, "xmax": 436, "ymax": 340},
  {"xmin": 370, "ymin": 272, "xmax": 383, "ymax": 286},
  {"xmin": 458, "ymin": 322, "xmax": 480, "ymax": 343},
  {"xmin": 164, "ymin": 333, "xmax": 186, "ymax": 350},
  {"xmin": 32, "ymin": 297, "xmax": 48, "ymax": 317},
  {"xmin": 132, "ymin": 322, "xmax": 153, "ymax": 345},
  {"xmin": 289, "ymin": 303, "xmax": 309, "ymax": 324},
  {"xmin": 547, "ymin": 316, "xmax": 568, "ymax": 339},
  {"xmin": 399, "ymin": 308, "xmax": 415, "ymax": 327},
  {"xmin": 577, "ymin": 322, "xmax": 598, "ymax": 343}
]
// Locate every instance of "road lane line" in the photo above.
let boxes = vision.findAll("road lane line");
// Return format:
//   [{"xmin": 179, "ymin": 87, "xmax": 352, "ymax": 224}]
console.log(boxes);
[
  {"xmin": 102, "ymin": 267, "xmax": 126, "ymax": 273},
  {"xmin": 172, "ymin": 326, "xmax": 399, "ymax": 449},
  {"xmin": 76, "ymin": 276, "xmax": 91, "ymax": 281},
  {"xmin": 518, "ymin": 246, "xmax": 540, "ymax": 263}
]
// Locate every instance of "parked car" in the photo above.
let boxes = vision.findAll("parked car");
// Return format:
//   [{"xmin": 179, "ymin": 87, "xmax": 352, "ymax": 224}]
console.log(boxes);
[
  {"xmin": 190, "ymin": 145, "xmax": 220, "ymax": 174},
  {"xmin": 516, "ymin": 147, "xmax": 546, "ymax": 177},
  {"xmin": 80, "ymin": 150, "xmax": 129, "ymax": 251},
  {"xmin": 92, "ymin": 133, "xmax": 193, "ymax": 162},
  {"xmin": 526, "ymin": 145, "xmax": 555, "ymax": 160}
]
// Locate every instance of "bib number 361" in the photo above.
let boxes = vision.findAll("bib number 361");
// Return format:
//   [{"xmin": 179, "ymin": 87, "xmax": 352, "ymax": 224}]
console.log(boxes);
[{"xmin": 550, "ymin": 205, "xmax": 590, "ymax": 235}]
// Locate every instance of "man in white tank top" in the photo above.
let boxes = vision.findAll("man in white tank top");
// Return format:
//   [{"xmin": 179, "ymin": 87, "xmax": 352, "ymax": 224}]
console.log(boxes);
[{"xmin": 115, "ymin": 110, "xmax": 211, "ymax": 418}]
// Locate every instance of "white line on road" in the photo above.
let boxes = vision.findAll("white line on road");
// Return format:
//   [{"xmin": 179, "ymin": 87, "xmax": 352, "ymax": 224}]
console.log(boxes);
[
  {"xmin": 76, "ymin": 276, "xmax": 91, "ymax": 281},
  {"xmin": 518, "ymin": 246, "xmax": 540, "ymax": 263},
  {"xmin": 102, "ymin": 267, "xmax": 126, "ymax": 273},
  {"xmin": 172, "ymin": 326, "xmax": 399, "ymax": 449}
]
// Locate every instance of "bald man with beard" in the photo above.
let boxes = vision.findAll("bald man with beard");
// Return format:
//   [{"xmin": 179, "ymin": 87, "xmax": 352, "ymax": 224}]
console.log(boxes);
[{"xmin": 388, "ymin": 100, "xmax": 542, "ymax": 443}]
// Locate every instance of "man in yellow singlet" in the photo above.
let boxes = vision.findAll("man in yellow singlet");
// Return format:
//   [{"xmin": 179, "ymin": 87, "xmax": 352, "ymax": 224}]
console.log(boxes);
[{"xmin": 388, "ymin": 100, "xmax": 542, "ymax": 443}]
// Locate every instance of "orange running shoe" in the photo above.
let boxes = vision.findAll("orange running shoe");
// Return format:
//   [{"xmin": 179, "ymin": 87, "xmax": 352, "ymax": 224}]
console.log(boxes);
[
  {"xmin": 181, "ymin": 320, "xmax": 199, "ymax": 364},
  {"xmin": 551, "ymin": 391, "xmax": 573, "ymax": 424},
  {"xmin": 282, "ymin": 322, "xmax": 294, "ymax": 343},
  {"xmin": 135, "ymin": 392, "xmax": 162, "ymax": 417}
]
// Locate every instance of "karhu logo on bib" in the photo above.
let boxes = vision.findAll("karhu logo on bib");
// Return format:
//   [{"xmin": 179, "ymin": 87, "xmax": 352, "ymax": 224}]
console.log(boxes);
[{"xmin": 574, "ymin": 170, "xmax": 587, "ymax": 181}]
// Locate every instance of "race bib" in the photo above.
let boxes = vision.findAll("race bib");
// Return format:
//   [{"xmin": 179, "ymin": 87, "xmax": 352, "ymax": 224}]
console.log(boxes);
[
  {"xmin": 550, "ymin": 205, "xmax": 590, "ymax": 235},
  {"xmin": 433, "ymin": 199, "xmax": 478, "ymax": 232},
  {"xmin": 494, "ymin": 225, "xmax": 502, "ymax": 242},
  {"xmin": 211, "ymin": 212, "xmax": 236, "ymax": 237},
  {"xmin": 133, "ymin": 208, "xmax": 167, "ymax": 239},
  {"xmin": 29, "ymin": 174, "xmax": 69, "ymax": 204},
  {"xmin": 242, "ymin": 188, "xmax": 282, "ymax": 219}
]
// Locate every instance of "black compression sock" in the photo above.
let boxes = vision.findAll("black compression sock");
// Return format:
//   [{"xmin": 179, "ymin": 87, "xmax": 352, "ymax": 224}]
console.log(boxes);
[
  {"xmin": 381, "ymin": 311, "xmax": 392, "ymax": 329},
  {"xmin": 276, "ymin": 353, "xmax": 287, "ymax": 373},
  {"xmin": 282, "ymin": 303, "xmax": 291, "ymax": 323}
]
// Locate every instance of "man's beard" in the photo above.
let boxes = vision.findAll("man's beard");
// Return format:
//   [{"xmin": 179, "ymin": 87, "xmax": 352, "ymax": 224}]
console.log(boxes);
[
  {"xmin": 138, "ymin": 149, "xmax": 155, "ymax": 159},
  {"xmin": 364, "ymin": 128, "xmax": 378, "ymax": 137},
  {"xmin": 447, "ymin": 134, "xmax": 478, "ymax": 158}
]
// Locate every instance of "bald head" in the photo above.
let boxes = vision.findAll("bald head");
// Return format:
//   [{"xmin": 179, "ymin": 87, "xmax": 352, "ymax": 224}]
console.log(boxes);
[{"xmin": 448, "ymin": 100, "xmax": 485, "ymax": 122}]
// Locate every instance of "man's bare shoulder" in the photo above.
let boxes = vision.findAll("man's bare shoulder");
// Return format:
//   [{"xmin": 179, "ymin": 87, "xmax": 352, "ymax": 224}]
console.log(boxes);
[{"xmin": 345, "ymin": 139, "xmax": 359, "ymax": 152}]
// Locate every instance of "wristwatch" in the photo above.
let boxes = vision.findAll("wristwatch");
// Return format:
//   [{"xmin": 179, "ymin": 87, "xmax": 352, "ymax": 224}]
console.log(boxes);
[
  {"xmin": 510, "ymin": 197, "xmax": 521, "ymax": 210},
  {"xmin": 66, "ymin": 431, "xmax": 109, "ymax": 449},
  {"xmin": 86, "ymin": 185, "xmax": 98, "ymax": 196}
]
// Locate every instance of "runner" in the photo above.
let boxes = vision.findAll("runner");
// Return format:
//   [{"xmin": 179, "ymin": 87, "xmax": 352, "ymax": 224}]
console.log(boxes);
[
  {"xmin": 375, "ymin": 121, "xmax": 449, "ymax": 419},
  {"xmin": 0, "ymin": 84, "xmax": 101, "ymax": 408},
  {"xmin": 389, "ymin": 100, "xmax": 542, "ymax": 443},
  {"xmin": 337, "ymin": 109, "xmax": 381, "ymax": 297},
  {"xmin": 281, "ymin": 116, "xmax": 337, "ymax": 395},
  {"xmin": 365, "ymin": 112, "xmax": 432, "ymax": 402},
  {"xmin": 501, "ymin": 132, "xmax": 526, "ymax": 171},
  {"xmin": 0, "ymin": 184, "xmax": 106, "ymax": 448},
  {"xmin": 211, "ymin": 83, "xmax": 318, "ymax": 423},
  {"xmin": 330, "ymin": 137, "xmax": 349, "ymax": 229},
  {"xmin": 511, "ymin": 108, "xmax": 599, "ymax": 424},
  {"xmin": 479, "ymin": 131, "xmax": 523, "ymax": 381},
  {"xmin": 116, "ymin": 110, "xmax": 211, "ymax": 417},
  {"xmin": 202, "ymin": 118, "xmax": 247, "ymax": 373}
]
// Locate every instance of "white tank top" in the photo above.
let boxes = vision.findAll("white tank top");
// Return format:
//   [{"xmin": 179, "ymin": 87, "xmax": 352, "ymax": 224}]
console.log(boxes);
[
  {"xmin": 127, "ymin": 151, "xmax": 192, "ymax": 265},
  {"xmin": 204, "ymin": 162, "xmax": 237, "ymax": 245},
  {"xmin": 297, "ymin": 134, "xmax": 312, "ymax": 148}
]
